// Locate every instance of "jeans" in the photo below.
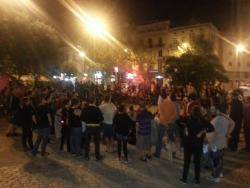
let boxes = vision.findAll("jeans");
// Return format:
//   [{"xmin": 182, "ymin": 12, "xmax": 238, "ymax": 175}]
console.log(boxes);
[
  {"xmin": 70, "ymin": 127, "xmax": 82, "ymax": 155},
  {"xmin": 155, "ymin": 124, "xmax": 165, "ymax": 157},
  {"xmin": 211, "ymin": 150, "xmax": 224, "ymax": 178},
  {"xmin": 32, "ymin": 127, "xmax": 50, "ymax": 155},
  {"xmin": 118, "ymin": 139, "xmax": 128, "ymax": 159},
  {"xmin": 182, "ymin": 145, "xmax": 202, "ymax": 182},
  {"xmin": 22, "ymin": 126, "xmax": 33, "ymax": 149},
  {"xmin": 229, "ymin": 120, "xmax": 242, "ymax": 151},
  {"xmin": 244, "ymin": 125, "xmax": 250, "ymax": 151},
  {"xmin": 60, "ymin": 126, "xmax": 70, "ymax": 152},
  {"xmin": 85, "ymin": 126, "xmax": 101, "ymax": 158}
]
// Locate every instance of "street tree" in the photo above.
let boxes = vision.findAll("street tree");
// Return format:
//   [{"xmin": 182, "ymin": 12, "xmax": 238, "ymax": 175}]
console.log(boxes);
[
  {"xmin": 0, "ymin": 6, "xmax": 62, "ymax": 77},
  {"xmin": 165, "ymin": 35, "xmax": 228, "ymax": 92}
]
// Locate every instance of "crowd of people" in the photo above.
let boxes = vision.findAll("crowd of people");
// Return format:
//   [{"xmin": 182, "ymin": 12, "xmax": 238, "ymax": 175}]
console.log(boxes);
[{"xmin": 1, "ymin": 80, "xmax": 250, "ymax": 185}]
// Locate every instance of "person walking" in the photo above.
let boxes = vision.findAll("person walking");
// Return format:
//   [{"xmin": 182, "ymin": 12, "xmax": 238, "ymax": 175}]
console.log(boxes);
[
  {"xmin": 99, "ymin": 96, "xmax": 117, "ymax": 152},
  {"xmin": 180, "ymin": 106, "xmax": 214, "ymax": 185},
  {"xmin": 81, "ymin": 97, "xmax": 104, "ymax": 161},
  {"xmin": 113, "ymin": 104, "xmax": 134, "ymax": 163},
  {"xmin": 228, "ymin": 93, "xmax": 244, "ymax": 151},
  {"xmin": 136, "ymin": 103, "xmax": 154, "ymax": 161},
  {"xmin": 31, "ymin": 97, "xmax": 52, "ymax": 157},
  {"xmin": 208, "ymin": 106, "xmax": 235, "ymax": 183}
]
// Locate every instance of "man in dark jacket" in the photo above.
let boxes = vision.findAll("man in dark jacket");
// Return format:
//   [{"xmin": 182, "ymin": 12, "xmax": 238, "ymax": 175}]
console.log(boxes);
[
  {"xmin": 228, "ymin": 94, "xmax": 244, "ymax": 151},
  {"xmin": 19, "ymin": 97, "xmax": 34, "ymax": 151},
  {"xmin": 81, "ymin": 97, "xmax": 103, "ymax": 161}
]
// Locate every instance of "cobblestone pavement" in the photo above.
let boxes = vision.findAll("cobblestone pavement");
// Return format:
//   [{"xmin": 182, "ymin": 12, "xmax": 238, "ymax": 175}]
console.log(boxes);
[{"xmin": 0, "ymin": 119, "xmax": 250, "ymax": 188}]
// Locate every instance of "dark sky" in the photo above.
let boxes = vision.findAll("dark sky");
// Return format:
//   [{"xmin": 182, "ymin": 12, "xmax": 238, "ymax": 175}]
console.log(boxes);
[{"xmin": 34, "ymin": 0, "xmax": 236, "ymax": 38}]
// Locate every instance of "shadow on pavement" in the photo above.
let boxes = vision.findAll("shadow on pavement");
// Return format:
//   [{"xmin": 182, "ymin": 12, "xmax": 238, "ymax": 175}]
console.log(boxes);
[{"xmin": 23, "ymin": 157, "xmax": 79, "ymax": 185}]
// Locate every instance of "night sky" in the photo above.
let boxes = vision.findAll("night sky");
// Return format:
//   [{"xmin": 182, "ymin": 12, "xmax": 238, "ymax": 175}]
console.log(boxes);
[{"xmin": 34, "ymin": 0, "xmax": 237, "ymax": 37}]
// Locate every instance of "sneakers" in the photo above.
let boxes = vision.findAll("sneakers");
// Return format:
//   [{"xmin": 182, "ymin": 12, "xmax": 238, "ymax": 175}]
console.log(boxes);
[
  {"xmin": 140, "ymin": 157, "xmax": 147, "ymax": 162},
  {"xmin": 146, "ymin": 154, "xmax": 152, "ymax": 161},
  {"xmin": 179, "ymin": 178, "xmax": 187, "ymax": 184},
  {"xmin": 207, "ymin": 176, "xmax": 220, "ymax": 183},
  {"xmin": 122, "ymin": 159, "xmax": 129, "ymax": 164},
  {"xmin": 96, "ymin": 156, "xmax": 103, "ymax": 161}
]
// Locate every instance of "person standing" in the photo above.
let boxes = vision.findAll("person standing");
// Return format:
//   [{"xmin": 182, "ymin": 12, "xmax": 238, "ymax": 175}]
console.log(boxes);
[
  {"xmin": 19, "ymin": 97, "xmax": 34, "ymax": 151},
  {"xmin": 31, "ymin": 97, "xmax": 52, "ymax": 156},
  {"xmin": 68, "ymin": 99, "xmax": 82, "ymax": 156},
  {"xmin": 81, "ymin": 97, "xmax": 103, "ymax": 161},
  {"xmin": 6, "ymin": 90, "xmax": 20, "ymax": 137},
  {"xmin": 155, "ymin": 94, "xmax": 177, "ymax": 158},
  {"xmin": 99, "ymin": 96, "xmax": 117, "ymax": 152},
  {"xmin": 136, "ymin": 104, "xmax": 154, "ymax": 161},
  {"xmin": 208, "ymin": 106, "xmax": 235, "ymax": 183},
  {"xmin": 243, "ymin": 96, "xmax": 250, "ymax": 152},
  {"xmin": 60, "ymin": 100, "xmax": 71, "ymax": 152},
  {"xmin": 228, "ymin": 93, "xmax": 244, "ymax": 151},
  {"xmin": 180, "ymin": 106, "xmax": 214, "ymax": 185},
  {"xmin": 113, "ymin": 104, "xmax": 134, "ymax": 163}
]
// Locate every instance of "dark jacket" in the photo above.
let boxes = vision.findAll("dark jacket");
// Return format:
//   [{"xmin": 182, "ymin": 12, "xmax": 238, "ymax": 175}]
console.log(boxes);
[
  {"xmin": 113, "ymin": 112, "xmax": 133, "ymax": 136},
  {"xmin": 81, "ymin": 105, "xmax": 103, "ymax": 124},
  {"xmin": 230, "ymin": 99, "xmax": 244, "ymax": 122},
  {"xmin": 182, "ymin": 116, "xmax": 214, "ymax": 148}
]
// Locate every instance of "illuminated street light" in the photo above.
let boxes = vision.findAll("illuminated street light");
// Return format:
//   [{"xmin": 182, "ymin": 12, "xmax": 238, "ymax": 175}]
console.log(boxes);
[
  {"xmin": 79, "ymin": 51, "xmax": 86, "ymax": 58},
  {"xmin": 236, "ymin": 44, "xmax": 246, "ymax": 53},
  {"xmin": 124, "ymin": 48, "xmax": 128, "ymax": 53},
  {"xmin": 85, "ymin": 16, "xmax": 107, "ymax": 38}
]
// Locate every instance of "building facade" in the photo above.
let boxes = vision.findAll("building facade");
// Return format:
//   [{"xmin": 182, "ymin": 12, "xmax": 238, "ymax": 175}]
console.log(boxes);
[{"xmin": 135, "ymin": 20, "xmax": 250, "ymax": 89}]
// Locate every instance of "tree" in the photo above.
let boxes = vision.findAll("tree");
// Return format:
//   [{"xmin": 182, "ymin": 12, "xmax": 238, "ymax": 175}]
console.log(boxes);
[
  {"xmin": 165, "ymin": 36, "xmax": 228, "ymax": 92},
  {"xmin": 0, "ymin": 5, "xmax": 62, "ymax": 77}
]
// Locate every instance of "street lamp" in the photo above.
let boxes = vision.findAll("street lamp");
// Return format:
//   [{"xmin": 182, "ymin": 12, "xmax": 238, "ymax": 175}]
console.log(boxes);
[
  {"xmin": 85, "ymin": 16, "xmax": 108, "ymax": 38},
  {"xmin": 79, "ymin": 51, "xmax": 86, "ymax": 58},
  {"xmin": 236, "ymin": 44, "xmax": 246, "ymax": 53}
]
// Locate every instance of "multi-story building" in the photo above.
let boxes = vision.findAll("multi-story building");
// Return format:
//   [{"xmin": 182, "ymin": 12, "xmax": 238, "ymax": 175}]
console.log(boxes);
[
  {"xmin": 220, "ymin": 34, "xmax": 250, "ymax": 89},
  {"xmin": 135, "ymin": 20, "xmax": 250, "ymax": 89}
]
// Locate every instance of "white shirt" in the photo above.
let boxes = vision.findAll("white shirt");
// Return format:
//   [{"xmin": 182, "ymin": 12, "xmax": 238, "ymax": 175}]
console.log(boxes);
[
  {"xmin": 210, "ymin": 113, "xmax": 235, "ymax": 150},
  {"xmin": 99, "ymin": 102, "xmax": 117, "ymax": 124}
]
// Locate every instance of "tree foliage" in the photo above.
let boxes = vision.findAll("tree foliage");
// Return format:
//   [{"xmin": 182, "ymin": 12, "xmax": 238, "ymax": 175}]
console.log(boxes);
[
  {"xmin": 0, "ymin": 5, "xmax": 62, "ymax": 76},
  {"xmin": 165, "ymin": 36, "xmax": 228, "ymax": 91}
]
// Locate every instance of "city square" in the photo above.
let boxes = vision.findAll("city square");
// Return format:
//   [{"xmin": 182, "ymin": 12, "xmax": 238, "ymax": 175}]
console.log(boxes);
[{"xmin": 1, "ymin": 0, "xmax": 250, "ymax": 187}]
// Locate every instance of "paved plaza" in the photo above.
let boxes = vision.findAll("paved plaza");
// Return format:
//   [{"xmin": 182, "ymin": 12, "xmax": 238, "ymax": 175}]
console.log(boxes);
[{"xmin": 0, "ymin": 119, "xmax": 250, "ymax": 188}]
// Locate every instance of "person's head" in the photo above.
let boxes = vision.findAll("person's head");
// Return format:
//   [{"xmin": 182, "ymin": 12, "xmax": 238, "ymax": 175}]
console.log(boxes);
[
  {"xmin": 170, "ymin": 93, "xmax": 177, "ymax": 102},
  {"xmin": 160, "ymin": 89, "xmax": 167, "ymax": 99},
  {"xmin": 246, "ymin": 96, "xmax": 250, "ymax": 103},
  {"xmin": 104, "ymin": 95, "xmax": 110, "ymax": 103},
  {"xmin": 140, "ymin": 102, "xmax": 147, "ymax": 111},
  {"xmin": 88, "ymin": 97, "xmax": 95, "ymax": 105},
  {"xmin": 191, "ymin": 105, "xmax": 202, "ymax": 119},
  {"xmin": 189, "ymin": 93, "xmax": 197, "ymax": 101},
  {"xmin": 71, "ymin": 98, "xmax": 80, "ymax": 107},
  {"xmin": 118, "ymin": 104, "xmax": 126, "ymax": 113},
  {"xmin": 23, "ymin": 97, "xmax": 30, "ymax": 106}
]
